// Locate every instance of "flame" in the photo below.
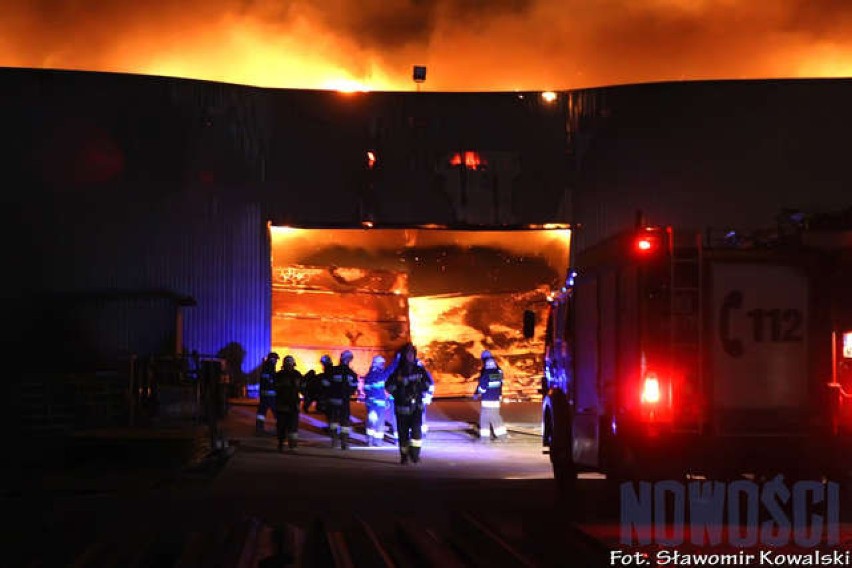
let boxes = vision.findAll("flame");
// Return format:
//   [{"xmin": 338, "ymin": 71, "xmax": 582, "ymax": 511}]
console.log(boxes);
[
  {"xmin": 449, "ymin": 151, "xmax": 486, "ymax": 169},
  {"xmin": 3, "ymin": 1, "xmax": 851, "ymax": 91},
  {"xmin": 324, "ymin": 78, "xmax": 372, "ymax": 93},
  {"xmin": 268, "ymin": 226, "xmax": 571, "ymax": 397}
]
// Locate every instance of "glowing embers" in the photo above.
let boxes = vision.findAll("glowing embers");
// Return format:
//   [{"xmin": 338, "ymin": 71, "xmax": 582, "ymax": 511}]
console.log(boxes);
[
  {"xmin": 408, "ymin": 288, "xmax": 549, "ymax": 398},
  {"xmin": 271, "ymin": 265, "xmax": 410, "ymax": 377},
  {"xmin": 268, "ymin": 226, "xmax": 572, "ymax": 399},
  {"xmin": 449, "ymin": 151, "xmax": 487, "ymax": 170}
]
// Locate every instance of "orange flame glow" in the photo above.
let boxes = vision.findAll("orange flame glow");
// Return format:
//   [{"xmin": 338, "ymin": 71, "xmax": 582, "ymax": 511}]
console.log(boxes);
[
  {"xmin": 2, "ymin": 1, "xmax": 851, "ymax": 91},
  {"xmin": 268, "ymin": 226, "xmax": 571, "ymax": 398},
  {"xmin": 449, "ymin": 151, "xmax": 486, "ymax": 169}
]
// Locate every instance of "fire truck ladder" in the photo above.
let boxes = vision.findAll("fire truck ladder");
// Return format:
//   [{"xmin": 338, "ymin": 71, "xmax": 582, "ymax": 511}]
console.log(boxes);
[{"xmin": 669, "ymin": 229, "xmax": 704, "ymax": 434}]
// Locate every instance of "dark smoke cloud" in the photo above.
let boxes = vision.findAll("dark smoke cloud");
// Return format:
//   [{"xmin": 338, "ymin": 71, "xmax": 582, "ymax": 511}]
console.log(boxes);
[{"xmin": 2, "ymin": 0, "xmax": 851, "ymax": 89}]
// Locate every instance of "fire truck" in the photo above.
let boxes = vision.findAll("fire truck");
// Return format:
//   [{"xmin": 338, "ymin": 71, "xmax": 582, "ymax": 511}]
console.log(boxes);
[{"xmin": 537, "ymin": 213, "xmax": 852, "ymax": 484}]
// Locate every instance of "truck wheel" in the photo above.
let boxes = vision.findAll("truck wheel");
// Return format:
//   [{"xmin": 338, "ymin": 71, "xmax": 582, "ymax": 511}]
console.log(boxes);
[
  {"xmin": 546, "ymin": 409, "xmax": 577, "ymax": 501},
  {"xmin": 551, "ymin": 449, "xmax": 578, "ymax": 507}
]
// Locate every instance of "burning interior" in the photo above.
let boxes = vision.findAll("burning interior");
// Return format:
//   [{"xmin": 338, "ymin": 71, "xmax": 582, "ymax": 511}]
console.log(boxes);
[{"xmin": 269, "ymin": 226, "xmax": 571, "ymax": 399}]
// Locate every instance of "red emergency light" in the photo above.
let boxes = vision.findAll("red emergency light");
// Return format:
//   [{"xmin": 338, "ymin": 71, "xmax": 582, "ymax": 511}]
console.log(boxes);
[
  {"xmin": 636, "ymin": 366, "xmax": 677, "ymax": 424},
  {"xmin": 633, "ymin": 228, "xmax": 664, "ymax": 255},
  {"xmin": 641, "ymin": 372, "xmax": 661, "ymax": 404}
]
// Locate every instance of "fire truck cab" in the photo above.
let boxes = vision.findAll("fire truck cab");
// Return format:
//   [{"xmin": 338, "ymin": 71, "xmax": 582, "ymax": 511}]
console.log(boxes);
[{"xmin": 540, "ymin": 216, "xmax": 852, "ymax": 484}]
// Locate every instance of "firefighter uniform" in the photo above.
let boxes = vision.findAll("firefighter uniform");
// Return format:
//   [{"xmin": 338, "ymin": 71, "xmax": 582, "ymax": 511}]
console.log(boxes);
[
  {"xmin": 313, "ymin": 354, "xmax": 333, "ymax": 415},
  {"xmin": 325, "ymin": 351, "xmax": 359, "ymax": 449},
  {"xmin": 385, "ymin": 397, "xmax": 398, "ymax": 443},
  {"xmin": 363, "ymin": 355, "xmax": 391, "ymax": 446},
  {"xmin": 386, "ymin": 344, "xmax": 434, "ymax": 464},
  {"xmin": 275, "ymin": 355, "xmax": 303, "ymax": 451},
  {"xmin": 302, "ymin": 354, "xmax": 331, "ymax": 413},
  {"xmin": 475, "ymin": 352, "xmax": 508, "ymax": 441},
  {"xmin": 256, "ymin": 352, "xmax": 279, "ymax": 434}
]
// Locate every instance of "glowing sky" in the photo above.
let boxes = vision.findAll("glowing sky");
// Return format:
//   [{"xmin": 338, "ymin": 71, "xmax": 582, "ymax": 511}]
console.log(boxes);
[{"xmin": 3, "ymin": 0, "xmax": 851, "ymax": 90}]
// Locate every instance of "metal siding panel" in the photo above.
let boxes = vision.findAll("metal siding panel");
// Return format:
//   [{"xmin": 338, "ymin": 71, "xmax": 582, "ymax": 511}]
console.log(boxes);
[
  {"xmin": 569, "ymin": 81, "xmax": 852, "ymax": 252},
  {"xmin": 25, "ymin": 193, "xmax": 269, "ymax": 376}
]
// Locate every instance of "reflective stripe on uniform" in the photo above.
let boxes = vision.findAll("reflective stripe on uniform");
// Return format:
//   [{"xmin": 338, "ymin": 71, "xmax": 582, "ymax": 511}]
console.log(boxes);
[
  {"xmin": 493, "ymin": 426, "xmax": 508, "ymax": 436},
  {"xmin": 341, "ymin": 426, "xmax": 351, "ymax": 433},
  {"xmin": 480, "ymin": 428, "xmax": 491, "ymax": 437},
  {"xmin": 481, "ymin": 400, "xmax": 500, "ymax": 408},
  {"xmin": 257, "ymin": 415, "xmax": 266, "ymax": 420},
  {"xmin": 487, "ymin": 381, "xmax": 501, "ymax": 387},
  {"xmin": 368, "ymin": 410, "xmax": 378, "ymax": 423},
  {"xmin": 409, "ymin": 439, "xmax": 422, "ymax": 447},
  {"xmin": 262, "ymin": 390, "xmax": 277, "ymax": 396},
  {"xmin": 287, "ymin": 433, "xmax": 299, "ymax": 440},
  {"xmin": 366, "ymin": 428, "xmax": 378, "ymax": 437},
  {"xmin": 329, "ymin": 422, "xmax": 339, "ymax": 429}
]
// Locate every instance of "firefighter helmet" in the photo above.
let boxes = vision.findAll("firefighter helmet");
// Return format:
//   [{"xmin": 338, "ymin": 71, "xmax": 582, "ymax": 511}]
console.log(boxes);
[
  {"xmin": 480, "ymin": 350, "xmax": 492, "ymax": 360},
  {"xmin": 283, "ymin": 355, "xmax": 296, "ymax": 367},
  {"xmin": 371, "ymin": 355, "xmax": 386, "ymax": 368},
  {"xmin": 267, "ymin": 352, "xmax": 280, "ymax": 360},
  {"xmin": 320, "ymin": 354, "xmax": 332, "ymax": 366},
  {"xmin": 341, "ymin": 350, "xmax": 354, "ymax": 364}
]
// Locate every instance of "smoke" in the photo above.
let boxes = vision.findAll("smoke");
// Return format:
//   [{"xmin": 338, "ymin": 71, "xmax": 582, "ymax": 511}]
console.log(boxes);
[{"xmin": 2, "ymin": 0, "xmax": 851, "ymax": 90}]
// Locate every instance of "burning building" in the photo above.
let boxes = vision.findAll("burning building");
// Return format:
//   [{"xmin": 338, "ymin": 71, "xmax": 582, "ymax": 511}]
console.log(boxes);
[
  {"xmin": 269, "ymin": 227, "xmax": 570, "ymax": 398},
  {"xmin": 5, "ymin": 68, "xmax": 852, "ymax": 416}
]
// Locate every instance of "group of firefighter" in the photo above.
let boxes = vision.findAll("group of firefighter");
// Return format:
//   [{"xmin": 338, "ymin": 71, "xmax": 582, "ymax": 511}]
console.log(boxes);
[{"xmin": 256, "ymin": 343, "xmax": 508, "ymax": 465}]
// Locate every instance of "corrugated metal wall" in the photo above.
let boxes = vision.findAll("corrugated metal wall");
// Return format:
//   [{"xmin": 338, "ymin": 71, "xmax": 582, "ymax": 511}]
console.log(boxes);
[
  {"xmin": 565, "ymin": 80, "xmax": 852, "ymax": 252},
  {"xmin": 18, "ymin": 190, "xmax": 270, "ymax": 376}
]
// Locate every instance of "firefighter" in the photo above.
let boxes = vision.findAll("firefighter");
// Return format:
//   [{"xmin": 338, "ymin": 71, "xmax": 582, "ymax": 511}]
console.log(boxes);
[
  {"xmin": 256, "ymin": 352, "xmax": 279, "ymax": 434},
  {"xmin": 474, "ymin": 350, "xmax": 508, "ymax": 442},
  {"xmin": 363, "ymin": 355, "xmax": 391, "ymax": 446},
  {"xmin": 385, "ymin": 343, "xmax": 434, "ymax": 465},
  {"xmin": 302, "ymin": 354, "xmax": 331, "ymax": 413},
  {"xmin": 326, "ymin": 350, "xmax": 359, "ymax": 449},
  {"xmin": 384, "ymin": 353, "xmax": 400, "ymax": 442},
  {"xmin": 317, "ymin": 354, "xmax": 333, "ymax": 415},
  {"xmin": 275, "ymin": 355, "xmax": 303, "ymax": 451}
]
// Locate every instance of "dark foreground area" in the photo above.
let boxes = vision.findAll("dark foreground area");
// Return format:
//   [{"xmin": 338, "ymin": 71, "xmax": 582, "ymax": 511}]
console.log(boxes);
[{"xmin": 3, "ymin": 401, "xmax": 852, "ymax": 567}]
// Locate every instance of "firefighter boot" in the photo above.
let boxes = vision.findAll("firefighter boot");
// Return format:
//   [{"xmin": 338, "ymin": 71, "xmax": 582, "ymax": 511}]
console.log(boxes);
[
  {"xmin": 330, "ymin": 430, "xmax": 338, "ymax": 448},
  {"xmin": 340, "ymin": 433, "xmax": 349, "ymax": 450}
]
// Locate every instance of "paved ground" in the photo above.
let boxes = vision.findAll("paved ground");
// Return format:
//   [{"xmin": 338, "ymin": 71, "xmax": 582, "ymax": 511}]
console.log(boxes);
[{"xmin": 2, "ymin": 398, "xmax": 549, "ymax": 497}]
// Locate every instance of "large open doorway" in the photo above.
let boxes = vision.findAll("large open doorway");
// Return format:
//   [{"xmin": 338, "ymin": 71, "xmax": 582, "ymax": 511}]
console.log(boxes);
[{"xmin": 269, "ymin": 226, "xmax": 571, "ymax": 400}]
